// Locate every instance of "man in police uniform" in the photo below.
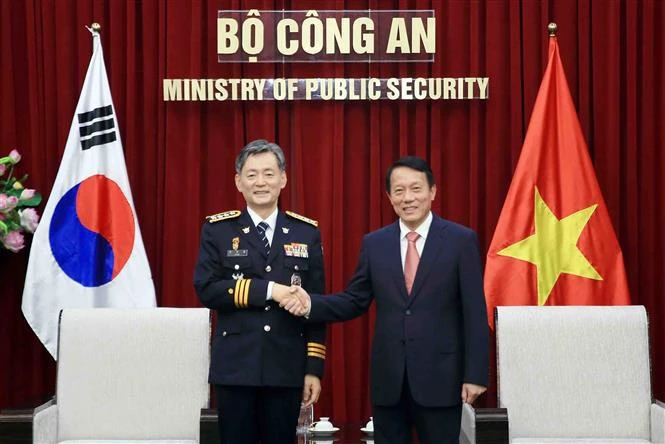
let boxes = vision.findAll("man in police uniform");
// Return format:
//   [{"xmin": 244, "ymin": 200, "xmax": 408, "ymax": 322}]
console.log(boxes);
[{"xmin": 194, "ymin": 139, "xmax": 326, "ymax": 444}]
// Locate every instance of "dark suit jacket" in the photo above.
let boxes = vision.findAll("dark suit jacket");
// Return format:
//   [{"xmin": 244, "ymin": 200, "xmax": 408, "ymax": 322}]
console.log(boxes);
[
  {"xmin": 308, "ymin": 214, "xmax": 488, "ymax": 407},
  {"xmin": 194, "ymin": 209, "xmax": 326, "ymax": 387}
]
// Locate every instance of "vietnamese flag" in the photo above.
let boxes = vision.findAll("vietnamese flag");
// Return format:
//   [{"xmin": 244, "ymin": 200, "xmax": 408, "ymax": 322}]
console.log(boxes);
[{"xmin": 484, "ymin": 33, "xmax": 630, "ymax": 329}]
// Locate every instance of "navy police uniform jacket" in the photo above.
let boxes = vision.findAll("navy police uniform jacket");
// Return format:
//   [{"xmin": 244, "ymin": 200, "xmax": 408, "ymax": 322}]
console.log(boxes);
[{"xmin": 194, "ymin": 209, "xmax": 326, "ymax": 387}]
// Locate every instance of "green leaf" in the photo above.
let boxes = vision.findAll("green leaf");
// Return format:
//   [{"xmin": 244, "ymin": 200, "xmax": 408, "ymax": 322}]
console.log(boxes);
[
  {"xmin": 20, "ymin": 193, "xmax": 42, "ymax": 206},
  {"xmin": 5, "ymin": 188, "xmax": 21, "ymax": 198},
  {"xmin": 6, "ymin": 220, "xmax": 20, "ymax": 231}
]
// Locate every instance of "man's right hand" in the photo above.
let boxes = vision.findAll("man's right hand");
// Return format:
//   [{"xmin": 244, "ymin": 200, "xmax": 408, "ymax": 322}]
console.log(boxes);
[
  {"xmin": 271, "ymin": 283, "xmax": 291, "ymax": 303},
  {"xmin": 281, "ymin": 286, "xmax": 311, "ymax": 317}
]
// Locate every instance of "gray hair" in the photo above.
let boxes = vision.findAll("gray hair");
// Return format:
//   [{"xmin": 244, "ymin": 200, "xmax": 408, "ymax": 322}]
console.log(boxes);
[{"xmin": 235, "ymin": 139, "xmax": 286, "ymax": 173}]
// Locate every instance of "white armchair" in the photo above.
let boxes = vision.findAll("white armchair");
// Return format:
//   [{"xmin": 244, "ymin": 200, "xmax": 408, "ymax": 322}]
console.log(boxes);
[
  {"xmin": 33, "ymin": 308, "xmax": 211, "ymax": 443},
  {"xmin": 463, "ymin": 305, "xmax": 665, "ymax": 444}
]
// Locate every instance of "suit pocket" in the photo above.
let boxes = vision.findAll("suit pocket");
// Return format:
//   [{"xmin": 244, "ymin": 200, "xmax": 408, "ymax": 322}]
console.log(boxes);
[
  {"xmin": 283, "ymin": 257, "xmax": 309, "ymax": 271},
  {"xmin": 222, "ymin": 257, "xmax": 252, "ymax": 271}
]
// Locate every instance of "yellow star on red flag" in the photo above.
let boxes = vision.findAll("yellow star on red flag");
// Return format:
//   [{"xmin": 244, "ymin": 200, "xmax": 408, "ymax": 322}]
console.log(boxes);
[
  {"xmin": 484, "ymin": 33, "xmax": 630, "ymax": 331},
  {"xmin": 498, "ymin": 187, "xmax": 602, "ymax": 305}
]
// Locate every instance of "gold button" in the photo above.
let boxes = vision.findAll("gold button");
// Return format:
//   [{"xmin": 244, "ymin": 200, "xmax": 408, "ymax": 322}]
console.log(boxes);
[
  {"xmin": 234, "ymin": 264, "xmax": 240, "ymax": 270},
  {"xmin": 294, "ymin": 265, "xmax": 299, "ymax": 270},
  {"xmin": 228, "ymin": 289, "xmax": 233, "ymax": 294},
  {"xmin": 264, "ymin": 325, "xmax": 271, "ymax": 332},
  {"xmin": 265, "ymin": 265, "xmax": 272, "ymax": 272}
]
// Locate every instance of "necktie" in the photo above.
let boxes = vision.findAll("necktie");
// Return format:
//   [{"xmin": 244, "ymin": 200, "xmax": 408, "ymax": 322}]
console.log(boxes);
[
  {"xmin": 256, "ymin": 221, "xmax": 270, "ymax": 255},
  {"xmin": 404, "ymin": 231, "xmax": 420, "ymax": 295}
]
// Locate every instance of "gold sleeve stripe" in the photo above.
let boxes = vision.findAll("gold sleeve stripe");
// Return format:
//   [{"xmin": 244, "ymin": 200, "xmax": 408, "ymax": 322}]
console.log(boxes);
[
  {"xmin": 239, "ymin": 279, "xmax": 248, "ymax": 308},
  {"xmin": 308, "ymin": 351, "xmax": 326, "ymax": 359},
  {"xmin": 235, "ymin": 279, "xmax": 245, "ymax": 308},
  {"xmin": 307, "ymin": 343, "xmax": 326, "ymax": 351},
  {"xmin": 234, "ymin": 280, "xmax": 242, "ymax": 307},
  {"xmin": 235, "ymin": 279, "xmax": 243, "ymax": 308},
  {"xmin": 242, "ymin": 279, "xmax": 251, "ymax": 307}
]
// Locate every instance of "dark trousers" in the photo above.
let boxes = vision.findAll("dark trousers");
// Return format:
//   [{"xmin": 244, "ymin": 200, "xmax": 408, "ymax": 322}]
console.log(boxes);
[
  {"xmin": 215, "ymin": 384, "xmax": 302, "ymax": 444},
  {"xmin": 372, "ymin": 374, "xmax": 462, "ymax": 444}
]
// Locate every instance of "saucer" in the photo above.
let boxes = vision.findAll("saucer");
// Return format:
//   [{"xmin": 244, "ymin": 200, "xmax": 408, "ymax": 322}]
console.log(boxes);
[
  {"xmin": 360, "ymin": 427, "xmax": 374, "ymax": 435},
  {"xmin": 308, "ymin": 426, "xmax": 340, "ymax": 436}
]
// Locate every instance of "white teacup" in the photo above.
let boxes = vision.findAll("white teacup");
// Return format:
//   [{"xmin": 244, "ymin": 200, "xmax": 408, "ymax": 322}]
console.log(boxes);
[
  {"xmin": 364, "ymin": 416, "xmax": 374, "ymax": 432},
  {"xmin": 311, "ymin": 417, "xmax": 334, "ymax": 431}
]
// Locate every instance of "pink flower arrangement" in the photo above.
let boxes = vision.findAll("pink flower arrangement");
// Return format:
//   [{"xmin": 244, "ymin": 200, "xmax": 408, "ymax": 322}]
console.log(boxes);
[{"xmin": 0, "ymin": 149, "xmax": 42, "ymax": 253}]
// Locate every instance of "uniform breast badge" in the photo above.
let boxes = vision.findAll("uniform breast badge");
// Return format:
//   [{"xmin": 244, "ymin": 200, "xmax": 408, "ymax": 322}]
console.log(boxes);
[
  {"xmin": 284, "ymin": 243, "xmax": 308, "ymax": 257},
  {"xmin": 242, "ymin": 226, "xmax": 250, "ymax": 234},
  {"xmin": 232, "ymin": 272, "xmax": 244, "ymax": 280},
  {"xmin": 291, "ymin": 243, "xmax": 309, "ymax": 258},
  {"xmin": 226, "ymin": 237, "xmax": 248, "ymax": 257}
]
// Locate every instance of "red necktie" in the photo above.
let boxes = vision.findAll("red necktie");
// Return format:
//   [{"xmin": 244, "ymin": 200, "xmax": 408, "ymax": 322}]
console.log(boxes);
[{"xmin": 404, "ymin": 231, "xmax": 421, "ymax": 295}]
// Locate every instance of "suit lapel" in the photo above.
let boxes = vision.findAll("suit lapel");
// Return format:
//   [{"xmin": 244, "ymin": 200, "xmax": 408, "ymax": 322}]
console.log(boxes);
[
  {"xmin": 267, "ymin": 212, "xmax": 291, "ymax": 266},
  {"xmin": 408, "ymin": 216, "xmax": 448, "ymax": 305},
  {"xmin": 385, "ymin": 222, "xmax": 409, "ymax": 300},
  {"xmin": 235, "ymin": 210, "xmax": 268, "ymax": 259}
]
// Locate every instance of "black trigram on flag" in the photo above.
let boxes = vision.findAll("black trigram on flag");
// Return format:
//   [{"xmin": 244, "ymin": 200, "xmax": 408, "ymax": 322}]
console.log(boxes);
[{"xmin": 77, "ymin": 105, "xmax": 117, "ymax": 150}]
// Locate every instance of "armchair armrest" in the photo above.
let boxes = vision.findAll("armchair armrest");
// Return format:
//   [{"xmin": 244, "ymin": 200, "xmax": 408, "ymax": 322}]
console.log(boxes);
[
  {"xmin": 200, "ymin": 408, "xmax": 219, "ymax": 444},
  {"xmin": 33, "ymin": 398, "xmax": 57, "ymax": 444},
  {"xmin": 460, "ymin": 404, "xmax": 508, "ymax": 444},
  {"xmin": 652, "ymin": 399, "xmax": 665, "ymax": 443}
]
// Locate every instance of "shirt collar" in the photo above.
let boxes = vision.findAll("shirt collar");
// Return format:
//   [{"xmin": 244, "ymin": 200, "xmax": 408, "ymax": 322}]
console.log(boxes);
[
  {"xmin": 246, "ymin": 207, "xmax": 278, "ymax": 231},
  {"xmin": 399, "ymin": 211, "xmax": 433, "ymax": 241}
]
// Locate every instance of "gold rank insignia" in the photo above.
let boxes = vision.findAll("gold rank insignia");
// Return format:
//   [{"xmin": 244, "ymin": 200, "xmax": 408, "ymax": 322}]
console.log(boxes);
[
  {"xmin": 307, "ymin": 342, "xmax": 326, "ymax": 359},
  {"xmin": 232, "ymin": 237, "xmax": 240, "ymax": 251},
  {"xmin": 206, "ymin": 210, "xmax": 241, "ymax": 223},
  {"xmin": 285, "ymin": 211, "xmax": 318, "ymax": 227}
]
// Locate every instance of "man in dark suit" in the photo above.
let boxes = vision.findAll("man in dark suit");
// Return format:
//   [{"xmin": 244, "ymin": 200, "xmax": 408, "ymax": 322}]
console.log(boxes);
[
  {"xmin": 282, "ymin": 156, "xmax": 489, "ymax": 443},
  {"xmin": 194, "ymin": 139, "xmax": 326, "ymax": 444}
]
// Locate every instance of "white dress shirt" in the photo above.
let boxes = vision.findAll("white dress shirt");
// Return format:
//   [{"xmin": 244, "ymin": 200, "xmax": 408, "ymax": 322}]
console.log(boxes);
[
  {"xmin": 398, "ymin": 211, "xmax": 432, "ymax": 271},
  {"xmin": 246, "ymin": 207, "xmax": 277, "ymax": 246},
  {"xmin": 246, "ymin": 207, "xmax": 278, "ymax": 300}
]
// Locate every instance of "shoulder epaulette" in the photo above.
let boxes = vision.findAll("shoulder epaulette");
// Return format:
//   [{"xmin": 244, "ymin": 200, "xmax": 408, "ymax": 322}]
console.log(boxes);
[
  {"xmin": 206, "ymin": 210, "xmax": 241, "ymax": 223},
  {"xmin": 285, "ymin": 210, "xmax": 318, "ymax": 227}
]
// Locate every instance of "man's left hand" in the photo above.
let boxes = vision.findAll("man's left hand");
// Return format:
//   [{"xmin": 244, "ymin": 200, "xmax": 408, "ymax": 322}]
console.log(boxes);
[
  {"xmin": 302, "ymin": 374, "xmax": 321, "ymax": 407},
  {"xmin": 461, "ymin": 383, "xmax": 486, "ymax": 404}
]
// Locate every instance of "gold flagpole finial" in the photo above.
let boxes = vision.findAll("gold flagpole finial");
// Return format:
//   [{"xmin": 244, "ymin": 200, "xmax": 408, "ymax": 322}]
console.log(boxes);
[
  {"xmin": 548, "ymin": 23, "xmax": 558, "ymax": 37},
  {"xmin": 85, "ymin": 23, "xmax": 101, "ymax": 36}
]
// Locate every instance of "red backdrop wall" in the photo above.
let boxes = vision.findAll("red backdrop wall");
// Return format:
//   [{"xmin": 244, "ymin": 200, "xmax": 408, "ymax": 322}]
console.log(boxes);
[{"xmin": 1, "ymin": 0, "xmax": 663, "ymax": 426}]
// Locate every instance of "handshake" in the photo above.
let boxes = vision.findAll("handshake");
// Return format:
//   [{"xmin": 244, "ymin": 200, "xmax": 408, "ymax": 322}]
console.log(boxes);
[{"xmin": 272, "ymin": 283, "xmax": 311, "ymax": 317}]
